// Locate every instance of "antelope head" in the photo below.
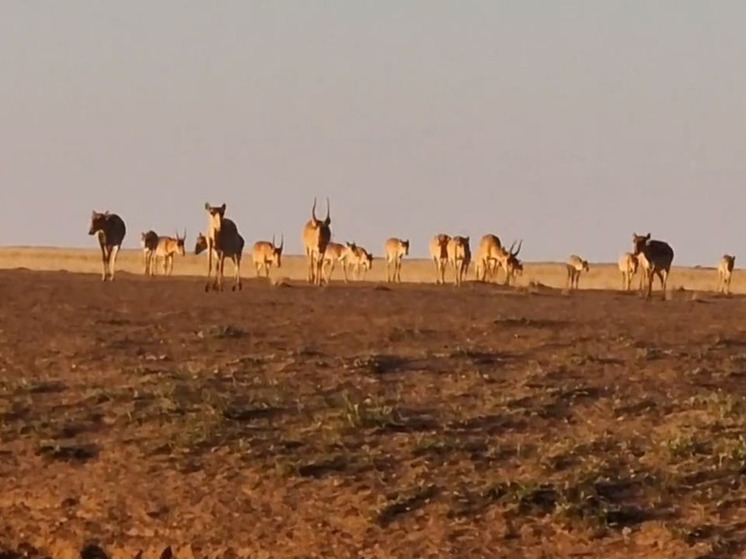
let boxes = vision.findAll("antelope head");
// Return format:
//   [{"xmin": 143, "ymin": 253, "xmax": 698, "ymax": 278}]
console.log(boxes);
[{"xmin": 205, "ymin": 203, "xmax": 226, "ymax": 233}]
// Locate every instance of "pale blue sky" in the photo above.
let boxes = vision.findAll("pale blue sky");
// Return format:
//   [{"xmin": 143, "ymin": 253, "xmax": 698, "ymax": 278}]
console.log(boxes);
[{"xmin": 2, "ymin": 1, "xmax": 745, "ymax": 265}]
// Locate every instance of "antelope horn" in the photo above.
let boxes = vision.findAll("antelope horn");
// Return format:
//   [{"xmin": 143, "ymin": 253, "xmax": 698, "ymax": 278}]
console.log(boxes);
[
  {"xmin": 325, "ymin": 197, "xmax": 330, "ymax": 221},
  {"xmin": 507, "ymin": 240, "xmax": 517, "ymax": 254},
  {"xmin": 279, "ymin": 234, "xmax": 284, "ymax": 250},
  {"xmin": 513, "ymin": 239, "xmax": 523, "ymax": 257},
  {"xmin": 312, "ymin": 197, "xmax": 318, "ymax": 220}
]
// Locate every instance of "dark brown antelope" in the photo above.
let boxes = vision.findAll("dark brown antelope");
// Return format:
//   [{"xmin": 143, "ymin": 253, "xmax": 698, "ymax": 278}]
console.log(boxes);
[
  {"xmin": 632, "ymin": 232, "xmax": 674, "ymax": 300},
  {"xmin": 203, "ymin": 203, "xmax": 245, "ymax": 292},
  {"xmin": 141, "ymin": 230, "xmax": 158, "ymax": 276},
  {"xmin": 88, "ymin": 211, "xmax": 126, "ymax": 282}
]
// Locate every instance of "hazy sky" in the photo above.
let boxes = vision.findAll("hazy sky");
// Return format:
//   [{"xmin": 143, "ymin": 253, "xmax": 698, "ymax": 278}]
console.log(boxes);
[{"xmin": 2, "ymin": 1, "xmax": 745, "ymax": 265}]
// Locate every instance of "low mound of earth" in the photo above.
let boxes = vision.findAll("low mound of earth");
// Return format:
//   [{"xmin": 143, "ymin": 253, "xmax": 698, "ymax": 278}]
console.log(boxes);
[{"xmin": 2, "ymin": 270, "xmax": 746, "ymax": 558}]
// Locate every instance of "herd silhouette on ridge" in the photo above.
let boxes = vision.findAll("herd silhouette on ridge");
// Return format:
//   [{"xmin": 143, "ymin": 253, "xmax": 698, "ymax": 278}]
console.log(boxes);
[{"xmin": 87, "ymin": 199, "xmax": 735, "ymax": 301}]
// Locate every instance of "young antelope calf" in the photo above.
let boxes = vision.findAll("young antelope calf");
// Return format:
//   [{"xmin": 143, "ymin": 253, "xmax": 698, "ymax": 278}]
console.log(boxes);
[
  {"xmin": 383, "ymin": 238, "xmax": 409, "ymax": 283},
  {"xmin": 141, "ymin": 231, "xmax": 158, "ymax": 275},
  {"xmin": 566, "ymin": 255, "xmax": 590, "ymax": 290},
  {"xmin": 152, "ymin": 230, "xmax": 187, "ymax": 276},
  {"xmin": 252, "ymin": 234, "xmax": 284, "ymax": 278},
  {"xmin": 717, "ymin": 254, "xmax": 736, "ymax": 295},
  {"xmin": 618, "ymin": 252, "xmax": 640, "ymax": 292}
]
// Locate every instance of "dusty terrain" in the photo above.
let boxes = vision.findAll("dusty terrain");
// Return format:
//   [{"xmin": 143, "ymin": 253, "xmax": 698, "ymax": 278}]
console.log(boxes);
[{"xmin": 3, "ymin": 264, "xmax": 746, "ymax": 558}]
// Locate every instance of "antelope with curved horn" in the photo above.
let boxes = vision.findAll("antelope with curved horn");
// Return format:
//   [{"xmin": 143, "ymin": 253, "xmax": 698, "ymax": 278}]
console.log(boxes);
[
  {"xmin": 88, "ymin": 210, "xmax": 127, "ymax": 282},
  {"xmin": 302, "ymin": 197, "xmax": 332, "ymax": 286},
  {"xmin": 494, "ymin": 239, "xmax": 523, "ymax": 286},
  {"xmin": 252, "ymin": 234, "xmax": 284, "ymax": 278},
  {"xmin": 152, "ymin": 229, "xmax": 187, "ymax": 276}
]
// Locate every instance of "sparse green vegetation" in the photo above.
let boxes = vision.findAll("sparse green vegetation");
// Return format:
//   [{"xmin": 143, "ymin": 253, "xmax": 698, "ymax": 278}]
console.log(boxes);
[{"xmin": 3, "ymin": 267, "xmax": 746, "ymax": 558}]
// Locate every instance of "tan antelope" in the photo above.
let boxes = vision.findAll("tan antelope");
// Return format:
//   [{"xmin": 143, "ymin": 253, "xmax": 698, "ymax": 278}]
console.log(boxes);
[
  {"xmin": 632, "ymin": 233, "xmax": 675, "ymax": 300},
  {"xmin": 302, "ymin": 197, "xmax": 332, "ymax": 286},
  {"xmin": 618, "ymin": 252, "xmax": 640, "ymax": 291},
  {"xmin": 88, "ymin": 211, "xmax": 126, "ymax": 282},
  {"xmin": 152, "ymin": 230, "xmax": 187, "ymax": 276},
  {"xmin": 565, "ymin": 255, "xmax": 590, "ymax": 290},
  {"xmin": 203, "ymin": 203, "xmax": 245, "ymax": 292},
  {"xmin": 475, "ymin": 234, "xmax": 504, "ymax": 282},
  {"xmin": 384, "ymin": 238, "xmax": 409, "ymax": 283},
  {"xmin": 321, "ymin": 241, "xmax": 352, "ymax": 283},
  {"xmin": 251, "ymin": 234, "xmax": 284, "ymax": 278},
  {"xmin": 345, "ymin": 242, "xmax": 373, "ymax": 281},
  {"xmin": 141, "ymin": 230, "xmax": 158, "ymax": 275},
  {"xmin": 493, "ymin": 239, "xmax": 524, "ymax": 286},
  {"xmin": 447, "ymin": 236, "xmax": 471, "ymax": 286},
  {"xmin": 717, "ymin": 254, "xmax": 736, "ymax": 295},
  {"xmin": 358, "ymin": 248, "xmax": 374, "ymax": 279},
  {"xmin": 429, "ymin": 234, "xmax": 451, "ymax": 285}
]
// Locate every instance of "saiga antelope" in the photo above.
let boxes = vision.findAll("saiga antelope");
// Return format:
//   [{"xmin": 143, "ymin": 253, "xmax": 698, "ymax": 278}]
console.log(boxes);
[
  {"xmin": 475, "ymin": 234, "xmax": 503, "ymax": 282},
  {"xmin": 203, "ymin": 203, "xmax": 245, "ymax": 292},
  {"xmin": 429, "ymin": 234, "xmax": 451, "ymax": 285},
  {"xmin": 618, "ymin": 252, "xmax": 640, "ymax": 292},
  {"xmin": 195, "ymin": 232, "xmax": 244, "ymax": 291},
  {"xmin": 447, "ymin": 236, "xmax": 471, "ymax": 286},
  {"xmin": 565, "ymin": 255, "xmax": 590, "ymax": 290},
  {"xmin": 717, "ymin": 254, "xmax": 736, "ymax": 295},
  {"xmin": 141, "ymin": 230, "xmax": 158, "ymax": 276},
  {"xmin": 152, "ymin": 230, "xmax": 187, "ymax": 276},
  {"xmin": 345, "ymin": 242, "xmax": 373, "ymax": 281},
  {"xmin": 384, "ymin": 238, "xmax": 409, "ymax": 283},
  {"xmin": 632, "ymin": 232, "xmax": 674, "ymax": 300},
  {"xmin": 302, "ymin": 197, "xmax": 332, "ymax": 286},
  {"xmin": 88, "ymin": 210, "xmax": 126, "ymax": 282},
  {"xmin": 321, "ymin": 241, "xmax": 352, "ymax": 283},
  {"xmin": 493, "ymin": 239, "xmax": 523, "ymax": 286},
  {"xmin": 252, "ymin": 234, "xmax": 284, "ymax": 278}
]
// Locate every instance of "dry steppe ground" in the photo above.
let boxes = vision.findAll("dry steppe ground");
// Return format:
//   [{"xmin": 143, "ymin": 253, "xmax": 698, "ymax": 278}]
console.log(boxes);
[{"xmin": 3, "ymin": 248, "xmax": 746, "ymax": 558}]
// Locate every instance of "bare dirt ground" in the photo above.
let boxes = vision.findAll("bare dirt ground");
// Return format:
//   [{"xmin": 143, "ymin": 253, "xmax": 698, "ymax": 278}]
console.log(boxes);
[{"xmin": 3, "ymin": 269, "xmax": 746, "ymax": 558}]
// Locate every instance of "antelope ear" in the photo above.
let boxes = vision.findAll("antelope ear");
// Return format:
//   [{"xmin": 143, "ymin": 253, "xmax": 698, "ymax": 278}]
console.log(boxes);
[
  {"xmin": 204, "ymin": 202, "xmax": 211, "ymax": 210},
  {"xmin": 220, "ymin": 203, "xmax": 226, "ymax": 212}
]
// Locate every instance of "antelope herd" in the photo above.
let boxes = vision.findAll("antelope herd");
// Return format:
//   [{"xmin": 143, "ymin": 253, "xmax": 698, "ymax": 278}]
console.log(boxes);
[{"xmin": 87, "ymin": 201, "xmax": 737, "ymax": 300}]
